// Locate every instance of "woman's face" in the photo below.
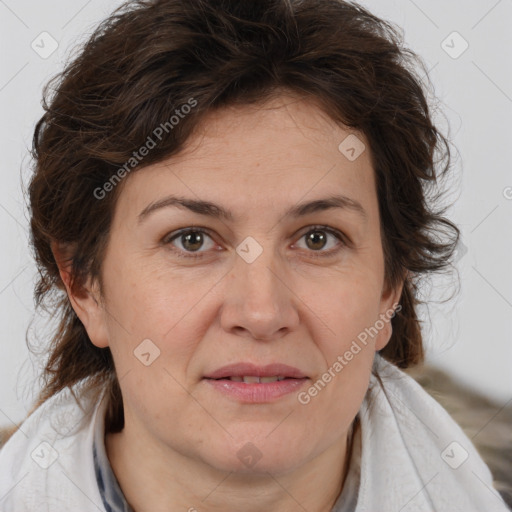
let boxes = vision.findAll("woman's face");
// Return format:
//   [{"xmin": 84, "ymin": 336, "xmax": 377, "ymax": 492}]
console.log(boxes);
[{"xmin": 78, "ymin": 94, "xmax": 402, "ymax": 475}]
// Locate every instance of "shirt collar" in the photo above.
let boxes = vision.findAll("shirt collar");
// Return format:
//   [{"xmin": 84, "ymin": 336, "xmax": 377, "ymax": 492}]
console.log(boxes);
[{"xmin": 92, "ymin": 398, "xmax": 134, "ymax": 512}]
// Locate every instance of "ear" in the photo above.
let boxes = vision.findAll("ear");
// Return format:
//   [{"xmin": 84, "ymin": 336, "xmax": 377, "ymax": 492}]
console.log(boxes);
[
  {"xmin": 374, "ymin": 273, "xmax": 405, "ymax": 352},
  {"xmin": 51, "ymin": 241, "xmax": 110, "ymax": 349}
]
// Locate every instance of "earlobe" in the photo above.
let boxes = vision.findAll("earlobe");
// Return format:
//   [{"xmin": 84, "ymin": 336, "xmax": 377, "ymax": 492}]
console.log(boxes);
[
  {"xmin": 51, "ymin": 241, "xmax": 110, "ymax": 348},
  {"xmin": 374, "ymin": 276, "xmax": 405, "ymax": 352},
  {"xmin": 374, "ymin": 317, "xmax": 393, "ymax": 352}
]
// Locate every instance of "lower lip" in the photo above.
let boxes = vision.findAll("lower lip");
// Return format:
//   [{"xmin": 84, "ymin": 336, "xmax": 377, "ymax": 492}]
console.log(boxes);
[{"xmin": 204, "ymin": 378, "xmax": 309, "ymax": 403}]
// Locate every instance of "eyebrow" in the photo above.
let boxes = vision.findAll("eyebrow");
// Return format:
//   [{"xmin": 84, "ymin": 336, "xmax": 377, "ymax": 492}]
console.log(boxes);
[{"xmin": 138, "ymin": 193, "xmax": 367, "ymax": 224}]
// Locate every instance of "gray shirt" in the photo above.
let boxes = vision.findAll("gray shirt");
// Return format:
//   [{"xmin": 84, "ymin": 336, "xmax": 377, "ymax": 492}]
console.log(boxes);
[{"xmin": 93, "ymin": 414, "xmax": 134, "ymax": 512}]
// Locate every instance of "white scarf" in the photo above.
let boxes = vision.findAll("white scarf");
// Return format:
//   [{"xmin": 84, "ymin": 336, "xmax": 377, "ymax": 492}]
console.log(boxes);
[{"xmin": 0, "ymin": 354, "xmax": 509, "ymax": 511}]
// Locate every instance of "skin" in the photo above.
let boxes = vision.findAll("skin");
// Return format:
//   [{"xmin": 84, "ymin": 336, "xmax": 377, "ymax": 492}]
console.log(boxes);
[{"xmin": 57, "ymin": 93, "xmax": 403, "ymax": 512}]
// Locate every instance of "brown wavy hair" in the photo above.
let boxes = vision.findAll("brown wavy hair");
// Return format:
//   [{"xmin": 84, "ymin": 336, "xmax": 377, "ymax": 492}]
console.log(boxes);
[{"xmin": 25, "ymin": 0, "xmax": 459, "ymax": 433}]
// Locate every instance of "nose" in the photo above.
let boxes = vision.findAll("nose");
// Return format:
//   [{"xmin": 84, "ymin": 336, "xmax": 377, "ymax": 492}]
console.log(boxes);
[{"xmin": 219, "ymin": 243, "xmax": 300, "ymax": 341}]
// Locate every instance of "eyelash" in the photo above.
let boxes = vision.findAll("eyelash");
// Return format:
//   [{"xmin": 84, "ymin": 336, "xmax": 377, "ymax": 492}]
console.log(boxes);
[{"xmin": 162, "ymin": 225, "xmax": 348, "ymax": 260}]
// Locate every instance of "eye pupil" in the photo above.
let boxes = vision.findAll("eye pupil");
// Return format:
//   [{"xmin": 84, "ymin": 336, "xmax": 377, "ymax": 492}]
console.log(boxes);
[
  {"xmin": 306, "ymin": 230, "xmax": 327, "ymax": 250},
  {"xmin": 182, "ymin": 231, "xmax": 203, "ymax": 251}
]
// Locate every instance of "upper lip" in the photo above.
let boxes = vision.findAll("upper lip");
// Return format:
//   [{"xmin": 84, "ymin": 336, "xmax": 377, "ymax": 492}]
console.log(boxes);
[{"xmin": 204, "ymin": 363, "xmax": 308, "ymax": 379}]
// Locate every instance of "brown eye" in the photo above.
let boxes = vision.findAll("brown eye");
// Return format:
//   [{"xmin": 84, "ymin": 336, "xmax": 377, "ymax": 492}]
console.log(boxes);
[
  {"xmin": 180, "ymin": 231, "xmax": 205, "ymax": 252},
  {"xmin": 295, "ymin": 226, "xmax": 346, "ymax": 258},
  {"xmin": 164, "ymin": 228, "xmax": 216, "ymax": 258},
  {"xmin": 305, "ymin": 230, "xmax": 328, "ymax": 251}
]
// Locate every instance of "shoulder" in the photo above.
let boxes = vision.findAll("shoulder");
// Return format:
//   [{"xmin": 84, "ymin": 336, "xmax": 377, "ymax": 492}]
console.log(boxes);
[
  {"xmin": 0, "ymin": 384, "xmax": 108, "ymax": 512},
  {"xmin": 354, "ymin": 354, "xmax": 510, "ymax": 512}
]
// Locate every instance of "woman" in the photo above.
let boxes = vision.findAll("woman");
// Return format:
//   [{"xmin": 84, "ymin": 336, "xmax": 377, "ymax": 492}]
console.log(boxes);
[{"xmin": 0, "ymin": 0, "xmax": 509, "ymax": 511}]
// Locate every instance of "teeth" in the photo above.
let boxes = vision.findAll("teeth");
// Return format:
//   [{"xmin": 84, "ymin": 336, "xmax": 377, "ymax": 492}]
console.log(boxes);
[
  {"xmin": 260, "ymin": 376, "xmax": 279, "ymax": 383},
  {"xmin": 227, "ymin": 376, "xmax": 287, "ymax": 383},
  {"xmin": 243, "ymin": 376, "xmax": 260, "ymax": 383}
]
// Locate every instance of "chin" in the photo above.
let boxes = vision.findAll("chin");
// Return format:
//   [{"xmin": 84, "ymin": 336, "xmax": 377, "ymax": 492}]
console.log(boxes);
[
  {"xmin": 209, "ymin": 450, "xmax": 305, "ymax": 476},
  {"xmin": 202, "ymin": 428, "xmax": 312, "ymax": 475}
]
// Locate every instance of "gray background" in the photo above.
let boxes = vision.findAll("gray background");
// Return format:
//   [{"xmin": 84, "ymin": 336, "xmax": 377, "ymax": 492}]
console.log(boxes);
[{"xmin": 0, "ymin": 0, "xmax": 511, "ymax": 426}]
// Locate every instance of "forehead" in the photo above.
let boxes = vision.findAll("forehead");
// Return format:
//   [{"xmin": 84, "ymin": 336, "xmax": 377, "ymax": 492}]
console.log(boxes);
[
  {"xmin": 185, "ymin": 94, "xmax": 368, "ymax": 166},
  {"xmin": 114, "ymin": 94, "xmax": 378, "ymax": 227}
]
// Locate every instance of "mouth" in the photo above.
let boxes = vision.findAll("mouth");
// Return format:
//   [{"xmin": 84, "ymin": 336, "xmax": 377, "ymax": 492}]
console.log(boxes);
[
  {"xmin": 203, "ymin": 362, "xmax": 308, "ymax": 380},
  {"xmin": 203, "ymin": 363, "xmax": 309, "ymax": 403},
  {"xmin": 208, "ymin": 375, "xmax": 291, "ymax": 383}
]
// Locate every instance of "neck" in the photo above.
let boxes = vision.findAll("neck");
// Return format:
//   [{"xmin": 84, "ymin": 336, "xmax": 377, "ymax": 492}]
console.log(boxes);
[{"xmin": 105, "ymin": 419, "xmax": 354, "ymax": 512}]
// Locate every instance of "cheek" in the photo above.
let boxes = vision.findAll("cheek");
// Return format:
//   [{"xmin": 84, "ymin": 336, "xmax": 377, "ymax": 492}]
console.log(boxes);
[
  {"xmin": 298, "ymin": 274, "xmax": 381, "ymax": 410},
  {"xmin": 307, "ymin": 272, "xmax": 383, "ymax": 353},
  {"xmin": 304, "ymin": 295, "xmax": 376, "ymax": 428},
  {"xmin": 103, "ymin": 250, "xmax": 203, "ymax": 330},
  {"xmin": 101, "ymin": 258, "xmax": 216, "ymax": 378}
]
